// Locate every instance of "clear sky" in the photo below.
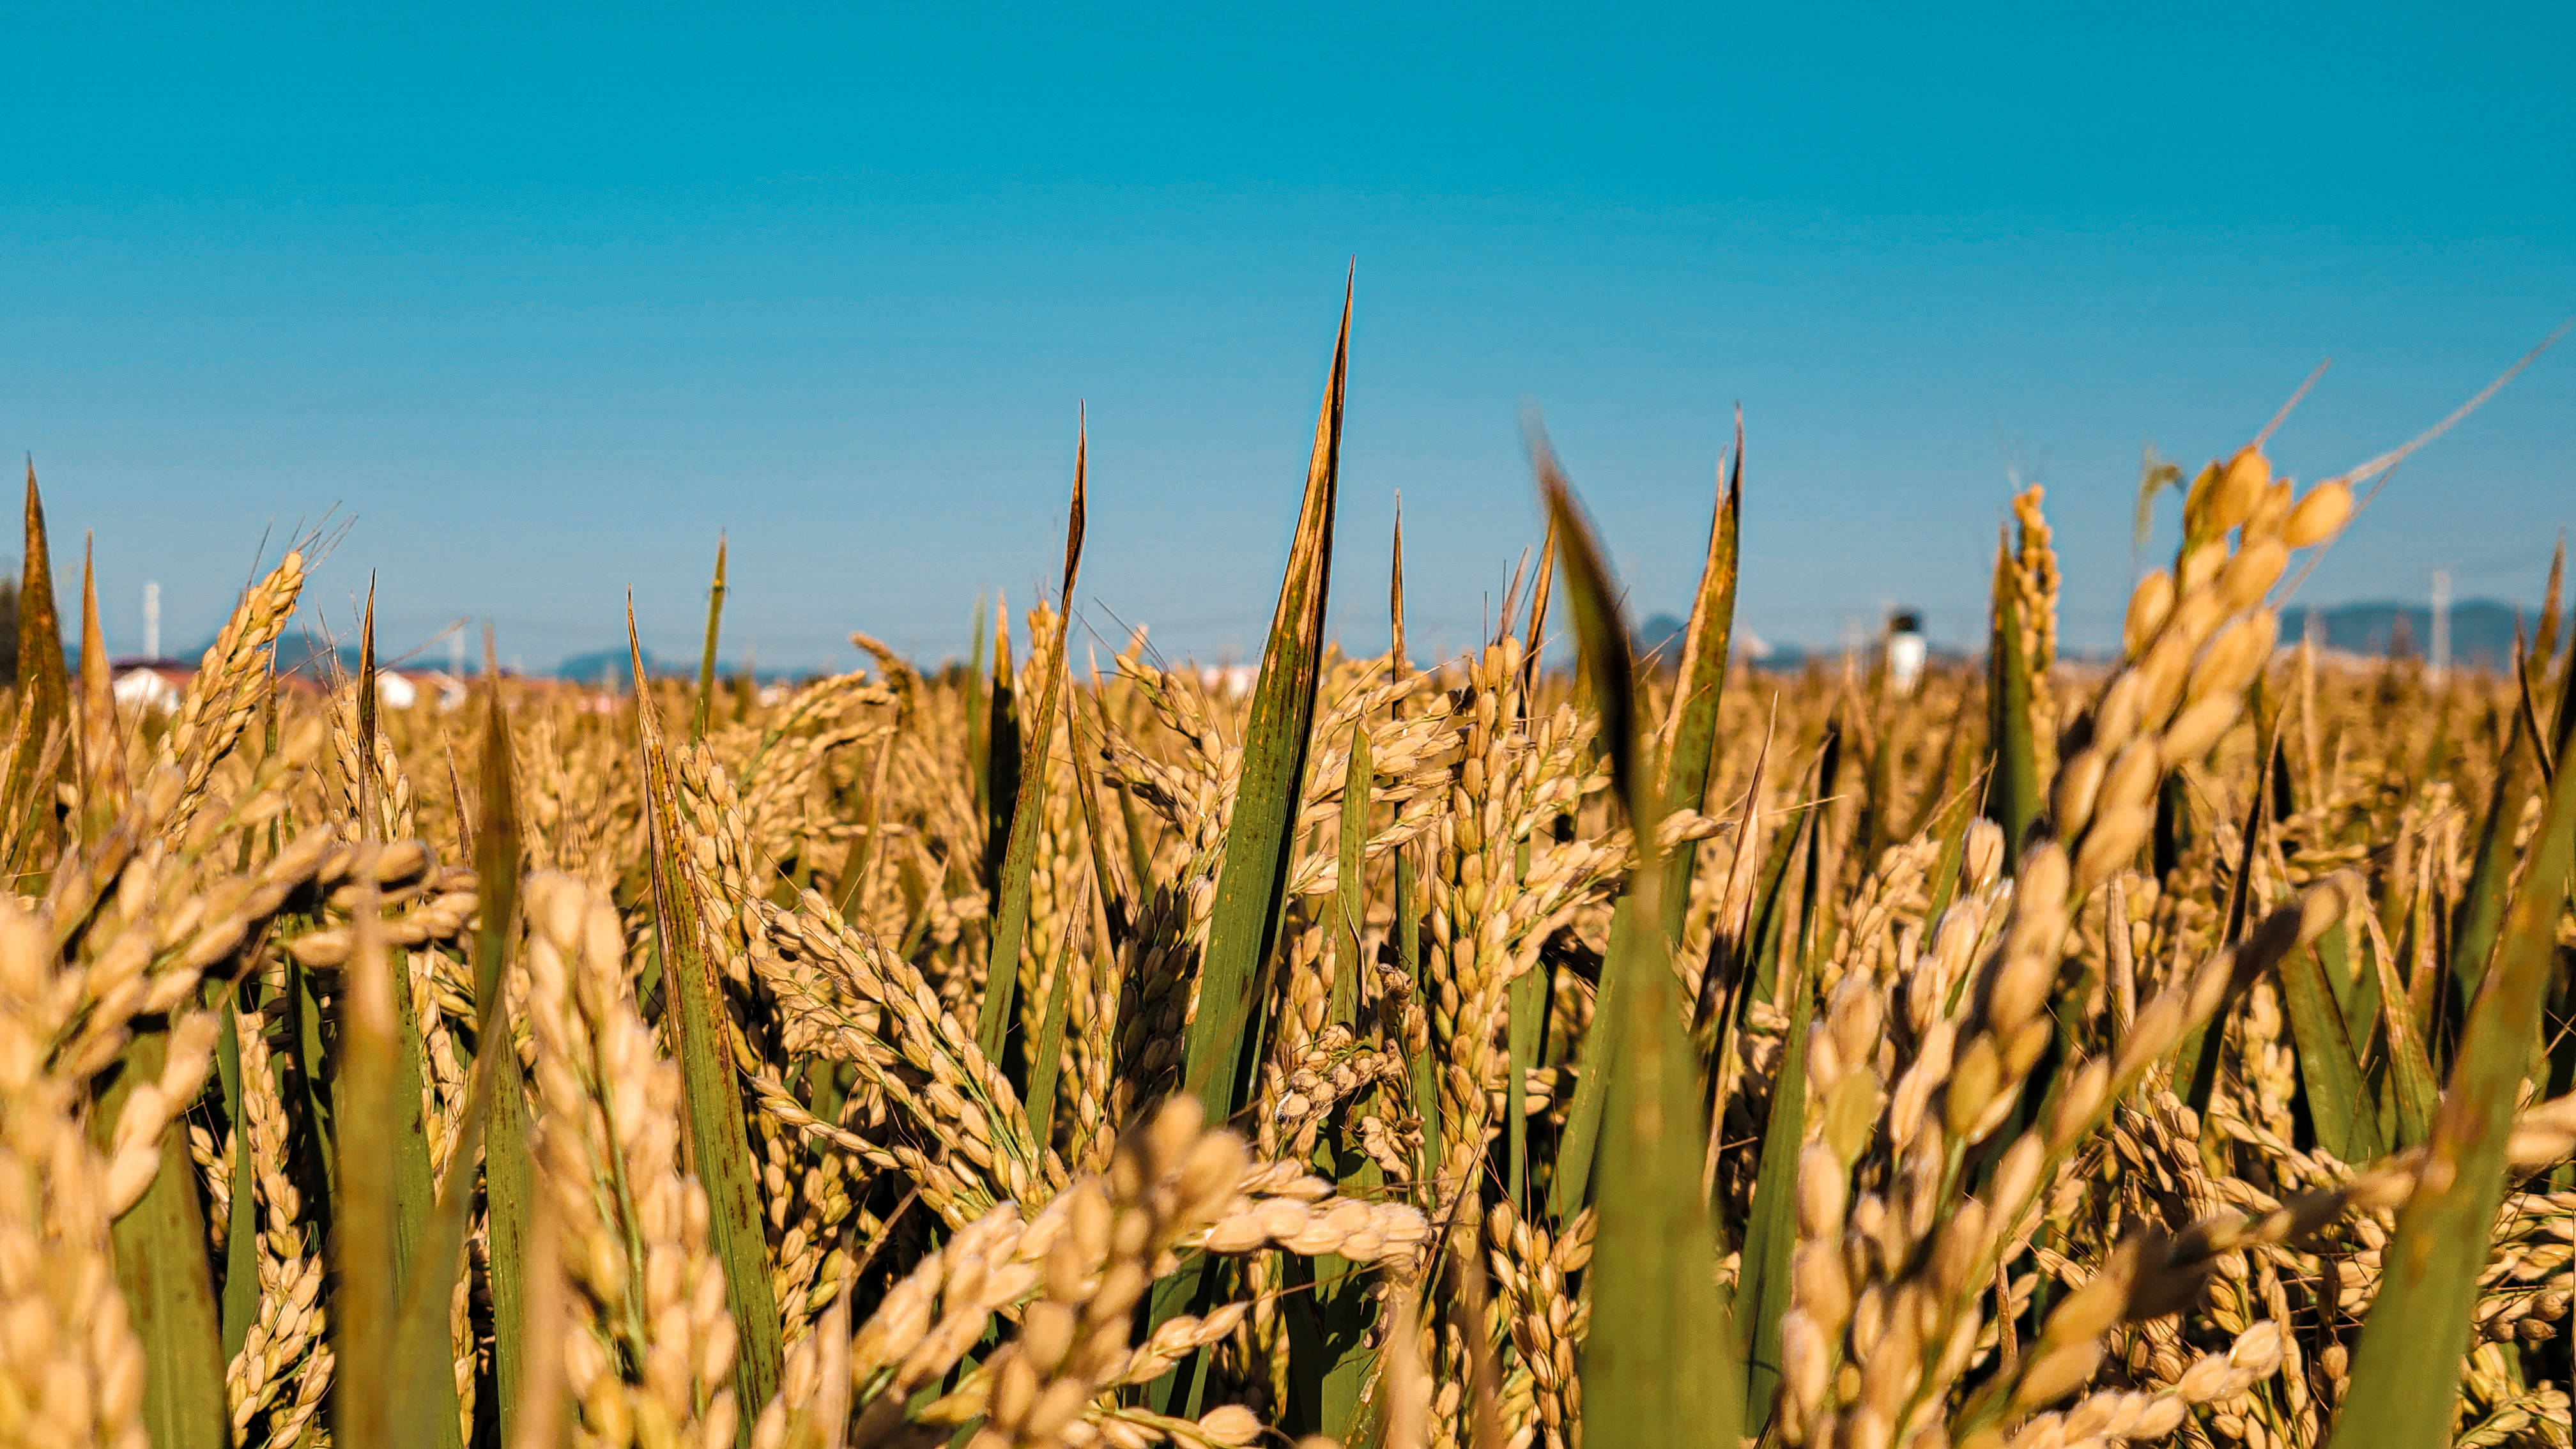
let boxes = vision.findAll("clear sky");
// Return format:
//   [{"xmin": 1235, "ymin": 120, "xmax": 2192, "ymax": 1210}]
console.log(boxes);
[{"xmin": 8, "ymin": 4, "xmax": 2572, "ymax": 672}]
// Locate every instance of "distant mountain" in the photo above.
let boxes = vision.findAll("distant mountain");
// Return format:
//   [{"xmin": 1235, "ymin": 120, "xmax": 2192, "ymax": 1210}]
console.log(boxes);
[
  {"xmin": 1617, "ymin": 598, "xmax": 2532, "ymax": 678},
  {"xmin": 1636, "ymin": 612, "xmax": 1798, "ymax": 669},
  {"xmin": 2292, "ymin": 599, "xmax": 2523, "ymax": 670},
  {"xmin": 548, "ymin": 647, "xmax": 804, "ymax": 685},
  {"xmin": 1636, "ymin": 613, "xmax": 1688, "ymax": 663},
  {"xmin": 276, "ymin": 635, "xmax": 364, "ymax": 682},
  {"xmin": 554, "ymin": 647, "xmax": 670, "ymax": 684}
]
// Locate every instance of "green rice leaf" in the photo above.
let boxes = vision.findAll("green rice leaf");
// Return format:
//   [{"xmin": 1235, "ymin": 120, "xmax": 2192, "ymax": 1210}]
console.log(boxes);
[
  {"xmin": 631, "ymin": 608, "xmax": 783, "ymax": 1439},
  {"xmin": 1657, "ymin": 413, "xmax": 1743, "ymax": 944},
  {"xmin": 978, "ymin": 426, "xmax": 1087, "ymax": 1066},
  {"xmin": 357, "ymin": 595, "xmax": 466, "ymax": 1449},
  {"xmin": 694, "ymin": 535, "xmax": 728, "ymax": 741},
  {"xmin": 1389, "ymin": 501, "xmax": 1439, "ymax": 1184},
  {"xmin": 1535, "ymin": 427, "xmax": 1744, "ymax": 1449},
  {"xmin": 102, "ymin": 1023, "xmax": 230, "ymax": 1449},
  {"xmin": 1313, "ymin": 718, "xmax": 1379, "ymax": 1434},
  {"xmin": 1155, "ymin": 283, "xmax": 1350, "ymax": 1418},
  {"xmin": 1736, "ymin": 949, "xmax": 1814, "ymax": 1433},
  {"xmin": 1552, "ymin": 893, "xmax": 1629, "ymax": 1222},
  {"xmin": 2278, "ymin": 920, "xmax": 2384, "ymax": 1162},
  {"xmin": 2329, "ymin": 664, "xmax": 2576, "ymax": 1449},
  {"xmin": 1332, "ymin": 719, "xmax": 1370, "ymax": 1025},
  {"xmin": 5, "ymin": 463, "xmax": 68, "ymax": 883},
  {"xmin": 2366, "ymin": 920, "xmax": 2442, "ymax": 1149},
  {"xmin": 334, "ymin": 887, "xmax": 404, "ymax": 1449},
  {"xmin": 2446, "ymin": 706, "xmax": 2538, "ymax": 1012},
  {"xmin": 980, "ymin": 597, "xmax": 1020, "ymax": 901},
  {"xmin": 1022, "ymin": 903, "xmax": 1079, "ymax": 1144},
  {"xmin": 965, "ymin": 594, "xmax": 990, "ymax": 819},
  {"xmin": 217, "ymin": 999, "xmax": 259, "ymax": 1362},
  {"xmin": 1183, "ymin": 279, "xmax": 1347, "ymax": 1119},
  {"xmin": 87, "ymin": 546, "xmax": 223, "ymax": 1449},
  {"xmin": 477, "ymin": 643, "xmax": 539, "ymax": 1426}
]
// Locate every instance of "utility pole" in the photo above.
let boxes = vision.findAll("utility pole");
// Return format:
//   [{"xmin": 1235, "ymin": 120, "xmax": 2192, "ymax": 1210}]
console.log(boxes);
[
  {"xmin": 2429, "ymin": 569, "xmax": 2452, "ymax": 685},
  {"xmin": 142, "ymin": 581, "xmax": 160, "ymax": 661}
]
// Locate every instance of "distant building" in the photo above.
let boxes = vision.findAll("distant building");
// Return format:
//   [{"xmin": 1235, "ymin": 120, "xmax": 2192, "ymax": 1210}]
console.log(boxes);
[
  {"xmin": 111, "ymin": 661, "xmax": 190, "ymax": 712},
  {"xmin": 112, "ymin": 658, "xmax": 461, "ymax": 712},
  {"xmin": 1885, "ymin": 610, "xmax": 1928, "ymax": 695},
  {"xmin": 1199, "ymin": 663, "xmax": 1257, "ymax": 700},
  {"xmin": 1638, "ymin": 611, "xmax": 1772, "ymax": 668},
  {"xmin": 380, "ymin": 669, "xmax": 471, "ymax": 710}
]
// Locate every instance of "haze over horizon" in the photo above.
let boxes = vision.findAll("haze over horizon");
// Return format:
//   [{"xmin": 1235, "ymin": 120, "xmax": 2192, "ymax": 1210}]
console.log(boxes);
[{"xmin": 8, "ymin": 5, "xmax": 2572, "ymax": 673}]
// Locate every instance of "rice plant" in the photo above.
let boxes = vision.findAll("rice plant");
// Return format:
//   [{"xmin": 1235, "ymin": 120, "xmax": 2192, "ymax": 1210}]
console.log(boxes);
[{"xmin": 2, "ymin": 298, "xmax": 2571, "ymax": 1449}]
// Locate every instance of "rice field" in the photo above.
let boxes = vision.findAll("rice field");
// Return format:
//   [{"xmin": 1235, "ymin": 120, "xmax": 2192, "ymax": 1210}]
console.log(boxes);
[{"xmin": 3, "ymin": 302, "xmax": 2572, "ymax": 1449}]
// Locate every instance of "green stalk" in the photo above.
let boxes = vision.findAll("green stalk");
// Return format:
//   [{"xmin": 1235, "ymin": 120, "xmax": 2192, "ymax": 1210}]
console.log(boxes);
[
  {"xmin": 2320, "ymin": 902, "xmax": 2377, "ymax": 1032},
  {"xmin": 1744, "ymin": 801, "xmax": 1811, "ymax": 1009},
  {"xmin": 77, "ymin": 546, "xmax": 223, "ymax": 1449},
  {"xmin": 1158, "ymin": 281, "xmax": 1351, "ymax": 1416},
  {"xmin": 2445, "ymin": 705, "xmax": 2534, "ymax": 1013},
  {"xmin": 1657, "ymin": 415, "xmax": 1743, "ymax": 944},
  {"xmin": 1506, "ymin": 967, "xmax": 1541, "ymax": 1208},
  {"xmin": 392, "ymin": 968, "xmax": 505, "ymax": 1449},
  {"xmin": 1551, "ymin": 894, "xmax": 1629, "ymax": 1222},
  {"xmin": 977, "ymin": 429, "xmax": 1087, "ymax": 1068},
  {"xmin": 1986, "ymin": 543, "xmax": 2040, "ymax": 862},
  {"xmin": 1314, "ymin": 720, "xmax": 1379, "ymax": 1434},
  {"xmin": 335, "ymin": 891, "xmax": 404, "ymax": 1449},
  {"xmin": 2366, "ymin": 923, "xmax": 2442, "ymax": 1148},
  {"xmin": 1390, "ymin": 503, "xmax": 1439, "ymax": 1184},
  {"xmin": 1915, "ymin": 769, "xmax": 1984, "ymax": 942},
  {"xmin": 965, "ymin": 595, "xmax": 990, "ymax": 819},
  {"xmin": 1331, "ymin": 721, "xmax": 1371, "ymax": 1025},
  {"xmin": 694, "ymin": 535, "xmax": 728, "ymax": 741},
  {"xmin": 217, "ymin": 997, "xmax": 259, "ymax": 1360},
  {"xmin": 1022, "ymin": 926, "xmax": 1076, "ymax": 1143},
  {"xmin": 1510, "ymin": 515, "xmax": 1558, "ymax": 1209},
  {"xmin": 287, "ymin": 953, "xmax": 337, "ymax": 1202},
  {"xmin": 980, "ymin": 600, "xmax": 1020, "ymax": 902},
  {"xmin": 2533, "ymin": 534, "xmax": 2563, "ymax": 687},
  {"xmin": 1535, "ymin": 426, "xmax": 1744, "ymax": 1449},
  {"xmin": 218, "ymin": 739, "xmax": 267, "ymax": 1363},
  {"xmin": 1737, "ymin": 774, "xmax": 1834, "ymax": 1432},
  {"xmin": 1068, "ymin": 672, "xmax": 1128, "ymax": 935},
  {"xmin": 1735, "ymin": 960, "xmax": 1814, "ymax": 1434},
  {"xmin": 631, "ymin": 611, "xmax": 783, "ymax": 1441},
  {"xmin": 2278, "ymin": 921, "xmax": 2384, "ymax": 1162},
  {"xmin": 1183, "ymin": 279, "xmax": 1348, "ymax": 1121},
  {"xmin": 2180, "ymin": 731, "xmax": 2276, "ymax": 1114},
  {"xmin": 357, "ymin": 602, "xmax": 466, "ymax": 1449},
  {"xmin": 474, "ymin": 645, "xmax": 537, "ymax": 1425},
  {"xmin": 1401, "ymin": 843, "xmax": 1436, "ymax": 1183},
  {"xmin": 101, "ymin": 1029, "xmax": 229, "ymax": 1449}
]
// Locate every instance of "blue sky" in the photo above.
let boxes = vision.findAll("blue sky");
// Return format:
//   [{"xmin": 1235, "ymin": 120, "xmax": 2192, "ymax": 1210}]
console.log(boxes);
[{"xmin": 6, "ymin": 4, "xmax": 2571, "ymax": 671}]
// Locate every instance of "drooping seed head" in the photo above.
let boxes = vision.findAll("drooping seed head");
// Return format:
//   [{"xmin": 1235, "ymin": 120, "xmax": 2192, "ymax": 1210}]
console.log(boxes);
[
  {"xmin": 2280, "ymin": 479, "xmax": 2354, "ymax": 548},
  {"xmin": 2121, "ymin": 571, "xmax": 2175, "ymax": 661},
  {"xmin": 2159, "ymin": 695, "xmax": 2239, "ymax": 765},
  {"xmin": 2208, "ymin": 447, "xmax": 2271, "ymax": 533},
  {"xmin": 2052, "ymin": 746, "xmax": 2108, "ymax": 839},
  {"xmin": 2177, "ymin": 539, "xmax": 2227, "ymax": 595},
  {"xmin": 2219, "ymin": 539, "xmax": 2287, "ymax": 610},
  {"xmin": 2244, "ymin": 477, "xmax": 2295, "ymax": 541}
]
